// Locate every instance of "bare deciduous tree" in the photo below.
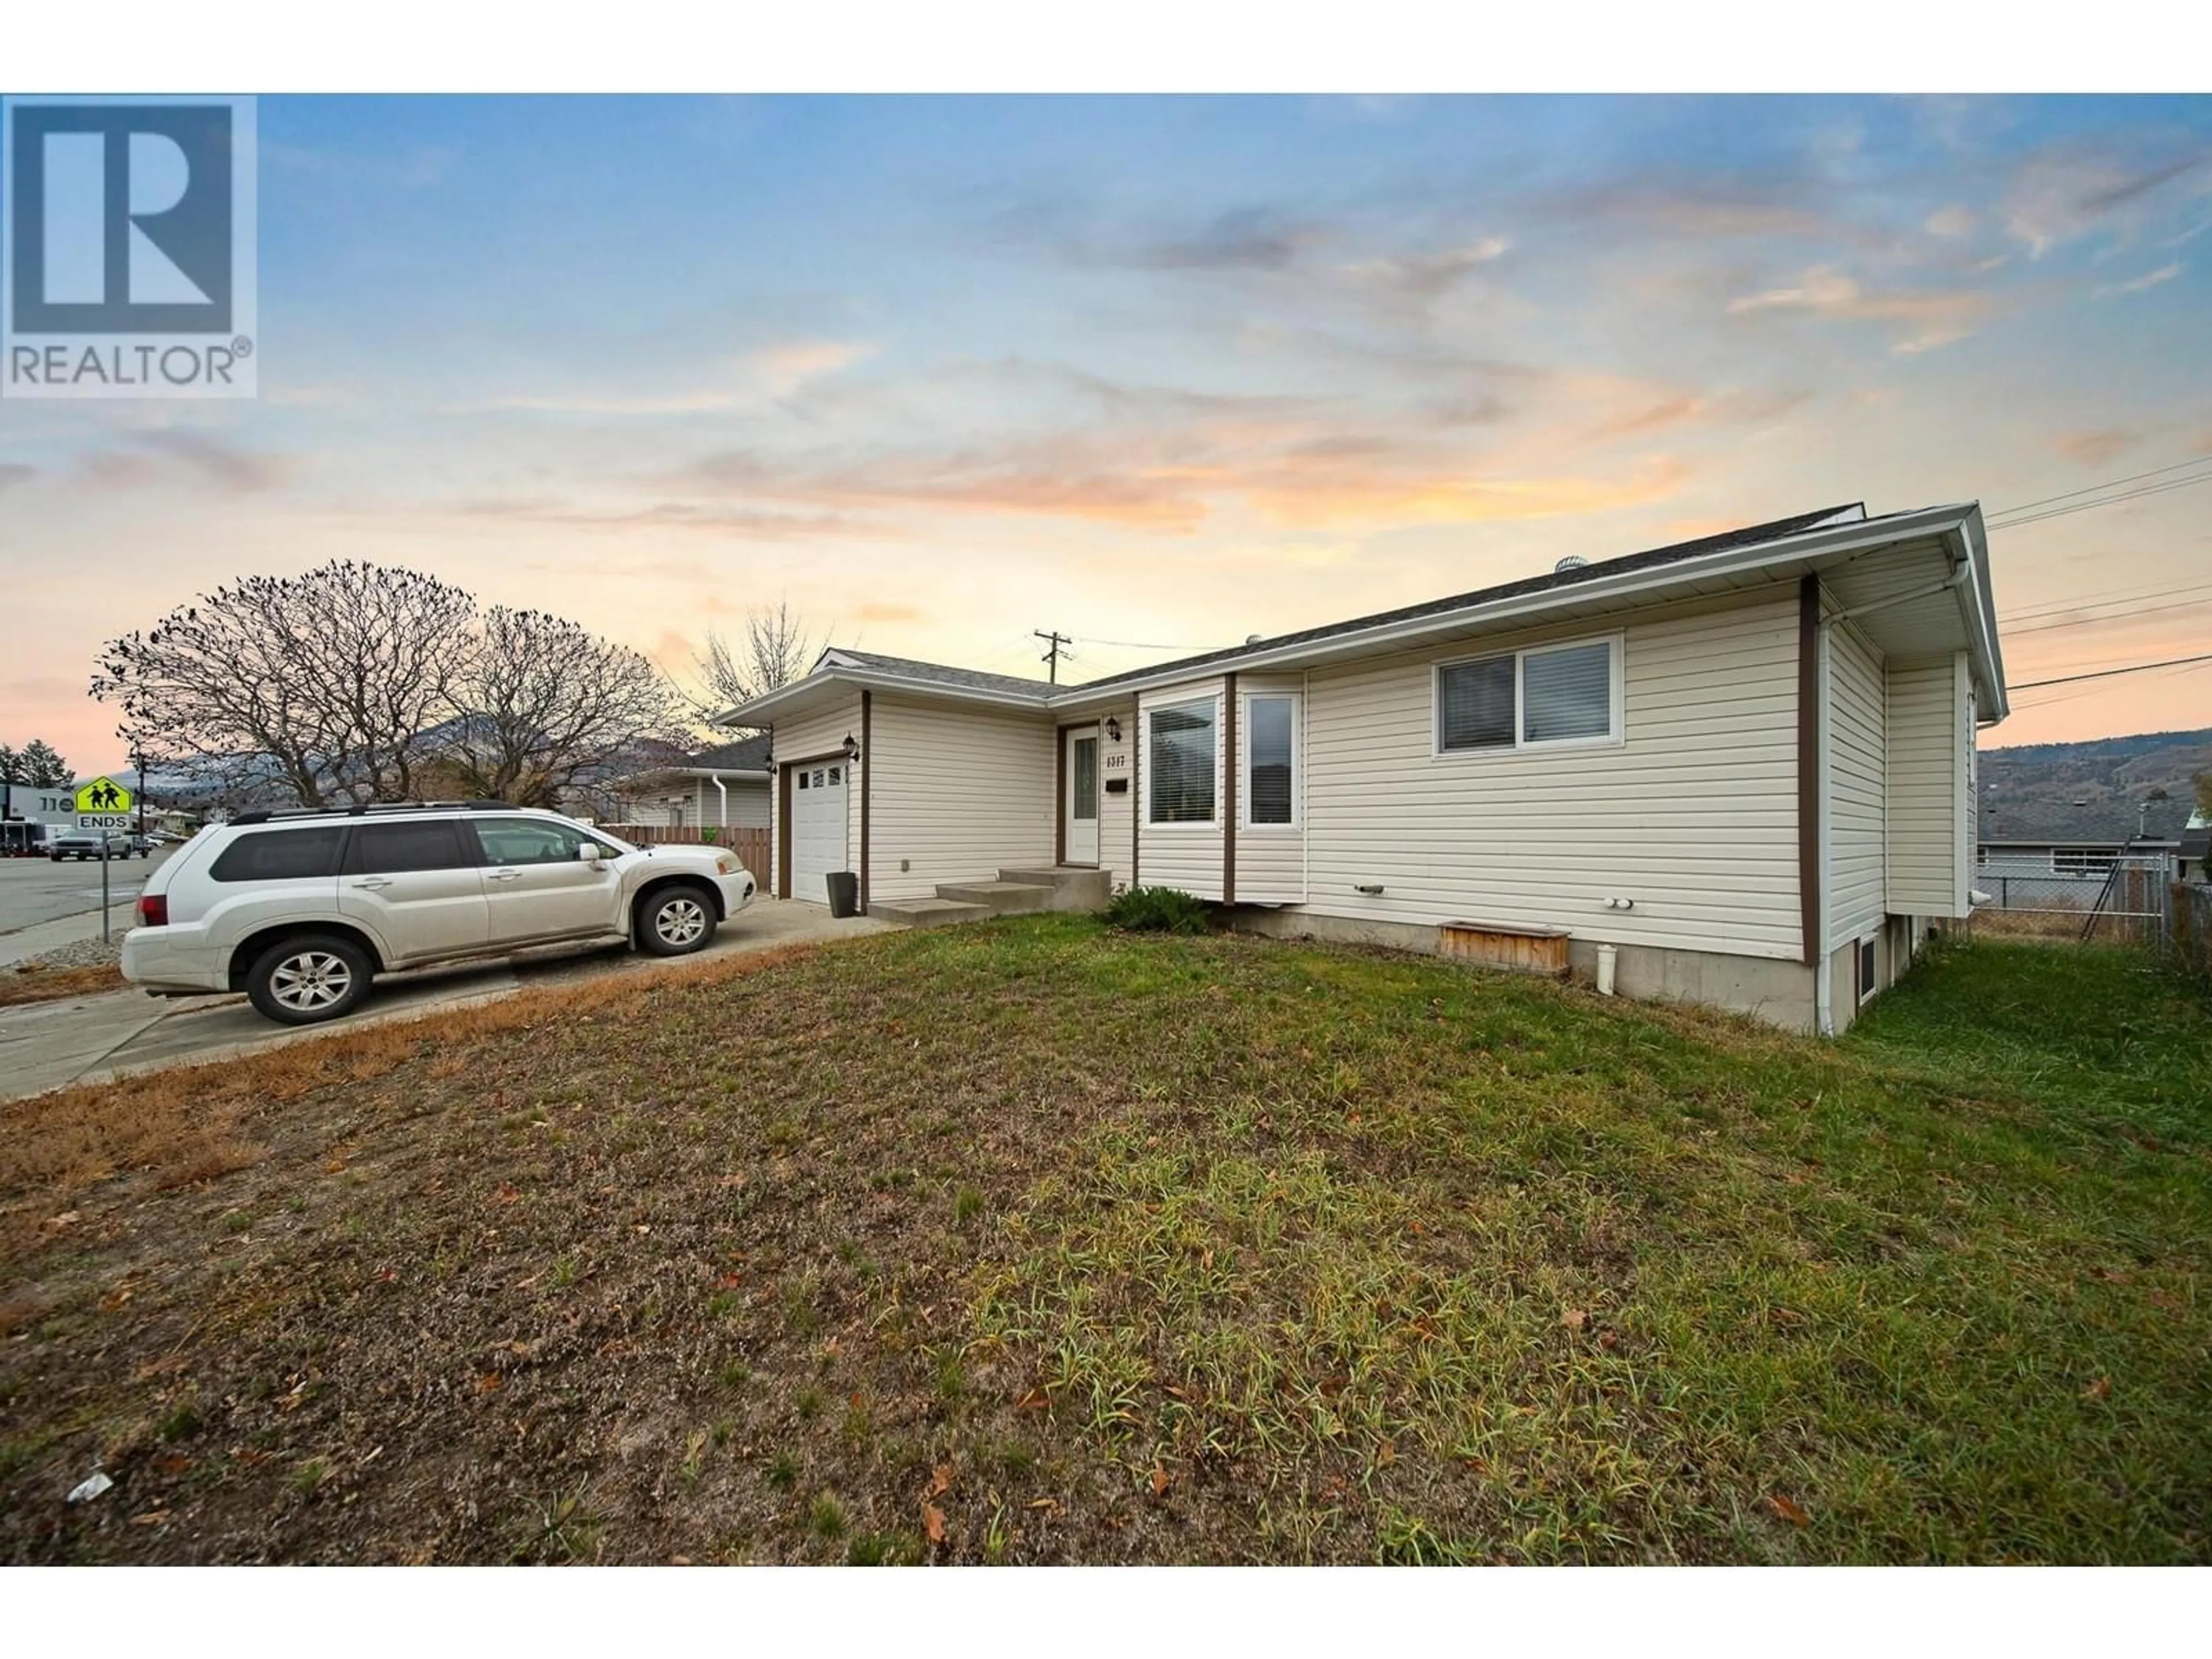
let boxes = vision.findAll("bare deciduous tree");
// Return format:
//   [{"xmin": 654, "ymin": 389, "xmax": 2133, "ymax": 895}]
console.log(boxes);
[
  {"xmin": 91, "ymin": 562, "xmax": 685, "ymax": 813},
  {"xmin": 437, "ymin": 607, "xmax": 690, "ymax": 807},
  {"xmin": 93, "ymin": 562, "xmax": 478, "ymax": 807},
  {"xmin": 690, "ymin": 601, "xmax": 822, "ymax": 725}
]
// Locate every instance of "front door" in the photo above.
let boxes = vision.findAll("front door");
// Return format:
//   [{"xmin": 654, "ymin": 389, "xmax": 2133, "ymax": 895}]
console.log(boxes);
[{"xmin": 1063, "ymin": 725, "xmax": 1100, "ymax": 866}]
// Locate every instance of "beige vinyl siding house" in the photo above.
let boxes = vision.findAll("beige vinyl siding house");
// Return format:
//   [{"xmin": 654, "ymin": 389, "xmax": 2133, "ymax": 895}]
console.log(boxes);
[
  {"xmin": 1884, "ymin": 656, "xmax": 1974, "ymax": 916},
  {"xmin": 868, "ymin": 696, "xmax": 1054, "ymax": 905},
  {"xmin": 1828, "ymin": 620, "xmax": 1888, "ymax": 960},
  {"xmin": 1298, "ymin": 591, "xmax": 1801, "ymax": 961},
  {"xmin": 1137, "ymin": 679, "xmax": 1228, "ymax": 900},
  {"xmin": 728, "ymin": 501, "xmax": 2009, "ymax": 1033}
]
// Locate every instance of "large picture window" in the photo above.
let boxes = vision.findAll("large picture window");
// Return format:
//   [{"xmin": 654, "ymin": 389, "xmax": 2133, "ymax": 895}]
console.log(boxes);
[
  {"xmin": 1436, "ymin": 634, "xmax": 1621, "ymax": 755},
  {"xmin": 1245, "ymin": 694, "xmax": 1297, "ymax": 826},
  {"xmin": 1148, "ymin": 697, "xmax": 1217, "ymax": 824}
]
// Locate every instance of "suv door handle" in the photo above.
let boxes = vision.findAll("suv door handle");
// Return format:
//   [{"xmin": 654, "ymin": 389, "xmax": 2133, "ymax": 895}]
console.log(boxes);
[
  {"xmin": 351, "ymin": 876, "xmax": 393, "ymax": 890},
  {"xmin": 487, "ymin": 869, "xmax": 522, "ymax": 882}
]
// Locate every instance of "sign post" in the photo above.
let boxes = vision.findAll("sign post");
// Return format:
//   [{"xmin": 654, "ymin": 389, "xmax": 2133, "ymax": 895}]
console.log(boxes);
[{"xmin": 74, "ymin": 777, "xmax": 137, "ymax": 944}]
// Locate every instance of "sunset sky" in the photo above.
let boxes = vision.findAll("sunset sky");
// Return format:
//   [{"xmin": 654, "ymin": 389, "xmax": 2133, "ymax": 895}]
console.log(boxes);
[{"xmin": 5, "ymin": 93, "xmax": 2211, "ymax": 778}]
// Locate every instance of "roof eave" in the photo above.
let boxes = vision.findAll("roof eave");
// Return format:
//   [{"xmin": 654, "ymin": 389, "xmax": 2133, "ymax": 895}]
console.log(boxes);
[
  {"xmin": 721, "ymin": 667, "xmax": 1052, "ymax": 728},
  {"xmin": 1050, "ymin": 503, "xmax": 1994, "ymax": 707}
]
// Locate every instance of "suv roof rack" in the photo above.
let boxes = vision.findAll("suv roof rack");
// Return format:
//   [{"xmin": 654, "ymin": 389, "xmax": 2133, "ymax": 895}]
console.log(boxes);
[{"xmin": 228, "ymin": 800, "xmax": 516, "ymax": 827}]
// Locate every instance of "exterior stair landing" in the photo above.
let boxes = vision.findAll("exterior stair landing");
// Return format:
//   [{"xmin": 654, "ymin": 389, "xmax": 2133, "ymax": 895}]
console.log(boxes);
[{"xmin": 870, "ymin": 866, "xmax": 1111, "ymax": 929}]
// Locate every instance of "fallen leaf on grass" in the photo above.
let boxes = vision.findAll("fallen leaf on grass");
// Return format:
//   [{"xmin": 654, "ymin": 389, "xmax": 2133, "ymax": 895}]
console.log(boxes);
[
  {"xmin": 2083, "ymin": 1377, "xmax": 2112, "ymax": 1401},
  {"xmin": 929, "ymin": 1465, "xmax": 953, "ymax": 1496},
  {"xmin": 923, "ymin": 1503, "xmax": 946, "ymax": 1544},
  {"xmin": 476, "ymin": 1373, "xmax": 503, "ymax": 1395},
  {"xmin": 131, "ymin": 1510, "xmax": 170, "ymax": 1526},
  {"xmin": 1562, "ymin": 1308, "xmax": 1588, "ymax": 1331},
  {"xmin": 1028, "ymin": 1497, "xmax": 1062, "ymax": 1517},
  {"xmin": 1016, "ymin": 1387, "xmax": 1049, "ymax": 1410},
  {"xmin": 1767, "ymin": 1493, "xmax": 1812, "ymax": 1528},
  {"xmin": 1376, "ymin": 1440, "xmax": 1396, "ymax": 1467},
  {"xmin": 1151, "ymin": 1464, "xmax": 1171, "ymax": 1497}
]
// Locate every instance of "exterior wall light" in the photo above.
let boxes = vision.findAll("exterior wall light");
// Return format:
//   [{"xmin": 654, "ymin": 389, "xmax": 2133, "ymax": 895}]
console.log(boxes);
[
  {"xmin": 842, "ymin": 733, "xmax": 861, "ymax": 764},
  {"xmin": 1105, "ymin": 716, "xmax": 1123, "ymax": 741}
]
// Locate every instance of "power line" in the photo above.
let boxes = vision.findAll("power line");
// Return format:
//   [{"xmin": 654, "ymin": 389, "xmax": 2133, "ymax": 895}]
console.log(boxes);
[
  {"xmin": 1077, "ymin": 635, "xmax": 1230, "ymax": 652},
  {"xmin": 1999, "ymin": 575, "xmax": 2212, "ymax": 624},
  {"xmin": 1987, "ymin": 452, "xmax": 2212, "ymax": 518},
  {"xmin": 2003, "ymin": 595, "xmax": 2212, "ymax": 638},
  {"xmin": 2009, "ymin": 651, "xmax": 2212, "ymax": 690},
  {"xmin": 1987, "ymin": 469, "xmax": 2212, "ymax": 531}
]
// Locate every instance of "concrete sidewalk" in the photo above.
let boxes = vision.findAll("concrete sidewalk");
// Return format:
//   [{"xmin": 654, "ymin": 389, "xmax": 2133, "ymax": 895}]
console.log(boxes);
[
  {"xmin": 0, "ymin": 906, "xmax": 128, "ymax": 969},
  {"xmin": 0, "ymin": 899, "xmax": 890, "ymax": 1102}
]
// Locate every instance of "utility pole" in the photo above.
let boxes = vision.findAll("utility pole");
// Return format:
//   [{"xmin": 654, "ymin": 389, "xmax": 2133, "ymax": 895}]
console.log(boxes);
[{"xmin": 1034, "ymin": 629, "xmax": 1072, "ymax": 685}]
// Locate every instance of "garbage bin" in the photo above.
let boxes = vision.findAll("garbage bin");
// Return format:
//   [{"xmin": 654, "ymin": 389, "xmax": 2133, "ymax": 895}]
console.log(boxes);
[{"xmin": 825, "ymin": 871, "xmax": 859, "ymax": 918}]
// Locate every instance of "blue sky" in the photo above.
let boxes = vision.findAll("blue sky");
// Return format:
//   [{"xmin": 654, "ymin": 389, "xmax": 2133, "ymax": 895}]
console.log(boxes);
[{"xmin": 6, "ymin": 94, "xmax": 2211, "ymax": 772}]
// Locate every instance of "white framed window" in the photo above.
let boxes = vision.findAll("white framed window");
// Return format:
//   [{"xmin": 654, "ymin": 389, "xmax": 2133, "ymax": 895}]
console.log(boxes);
[
  {"xmin": 1857, "ymin": 935, "xmax": 1878, "ymax": 1003},
  {"xmin": 1434, "ymin": 632, "xmax": 1623, "ymax": 756},
  {"xmin": 1243, "ymin": 692, "xmax": 1298, "ymax": 829},
  {"xmin": 2051, "ymin": 847, "xmax": 2116, "ymax": 876},
  {"xmin": 1147, "ymin": 696, "xmax": 1217, "ymax": 826}
]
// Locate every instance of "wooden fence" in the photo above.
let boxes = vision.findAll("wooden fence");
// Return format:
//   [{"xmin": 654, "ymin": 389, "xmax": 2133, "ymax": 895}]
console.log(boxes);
[
  {"xmin": 599, "ymin": 823, "xmax": 770, "ymax": 881},
  {"xmin": 2170, "ymin": 883, "xmax": 2212, "ymax": 987}
]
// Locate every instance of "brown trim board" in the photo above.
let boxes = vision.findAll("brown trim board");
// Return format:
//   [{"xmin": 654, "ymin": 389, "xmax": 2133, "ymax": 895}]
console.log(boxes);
[
  {"xmin": 1054, "ymin": 722, "xmax": 1068, "ymax": 867},
  {"xmin": 775, "ymin": 753, "xmax": 792, "ymax": 900},
  {"xmin": 858, "ymin": 691, "xmax": 873, "ymax": 914},
  {"xmin": 1222, "ymin": 672, "xmax": 1238, "ymax": 906},
  {"xmin": 1130, "ymin": 707, "xmax": 1141, "ymax": 890},
  {"xmin": 1796, "ymin": 573, "xmax": 1820, "ymax": 967}
]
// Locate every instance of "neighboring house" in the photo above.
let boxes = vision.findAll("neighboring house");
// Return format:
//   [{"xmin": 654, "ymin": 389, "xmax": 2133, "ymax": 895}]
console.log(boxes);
[
  {"xmin": 725, "ymin": 501, "xmax": 2009, "ymax": 1034},
  {"xmin": 1975, "ymin": 796, "xmax": 2195, "ymax": 877},
  {"xmin": 603, "ymin": 736, "xmax": 772, "ymax": 831},
  {"xmin": 2173, "ymin": 812, "xmax": 2209, "ymax": 884}
]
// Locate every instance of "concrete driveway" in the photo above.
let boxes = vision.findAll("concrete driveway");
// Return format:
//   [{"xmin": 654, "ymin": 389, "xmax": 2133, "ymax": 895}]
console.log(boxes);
[{"xmin": 0, "ymin": 899, "xmax": 889, "ymax": 1103}]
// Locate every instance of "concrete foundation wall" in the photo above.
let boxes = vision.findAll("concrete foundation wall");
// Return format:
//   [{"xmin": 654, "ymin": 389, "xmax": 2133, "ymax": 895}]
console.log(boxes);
[{"xmin": 1227, "ymin": 905, "xmax": 1820, "ymax": 1032}]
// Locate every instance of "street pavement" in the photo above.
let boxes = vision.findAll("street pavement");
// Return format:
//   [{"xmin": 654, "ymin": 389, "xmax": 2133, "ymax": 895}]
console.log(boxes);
[
  {"xmin": 0, "ymin": 897, "xmax": 890, "ymax": 1102},
  {"xmin": 0, "ymin": 844, "xmax": 175, "ymax": 938}
]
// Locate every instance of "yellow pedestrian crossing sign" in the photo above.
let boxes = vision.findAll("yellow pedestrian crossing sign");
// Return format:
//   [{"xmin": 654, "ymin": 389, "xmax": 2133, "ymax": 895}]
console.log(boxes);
[{"xmin": 74, "ymin": 776, "xmax": 134, "ymax": 815}]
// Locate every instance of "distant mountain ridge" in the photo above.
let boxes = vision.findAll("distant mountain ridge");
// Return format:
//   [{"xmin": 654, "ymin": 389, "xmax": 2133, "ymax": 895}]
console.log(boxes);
[{"xmin": 1978, "ymin": 726, "xmax": 2210, "ymax": 846}]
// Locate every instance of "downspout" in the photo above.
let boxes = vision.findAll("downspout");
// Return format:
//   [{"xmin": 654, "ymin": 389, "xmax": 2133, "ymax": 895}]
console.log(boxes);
[
  {"xmin": 1813, "ymin": 617, "xmax": 1835, "ymax": 1036},
  {"xmin": 710, "ymin": 771, "xmax": 728, "ymax": 831}
]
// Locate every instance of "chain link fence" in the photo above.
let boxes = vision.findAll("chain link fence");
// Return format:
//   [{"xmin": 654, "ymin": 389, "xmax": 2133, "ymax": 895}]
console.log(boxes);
[{"xmin": 1967, "ymin": 854, "xmax": 2174, "ymax": 948}]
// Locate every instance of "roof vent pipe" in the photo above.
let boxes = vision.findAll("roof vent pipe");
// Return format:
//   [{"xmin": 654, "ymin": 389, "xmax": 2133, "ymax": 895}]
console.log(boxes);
[{"xmin": 1555, "ymin": 556, "xmax": 1589, "ymax": 574}]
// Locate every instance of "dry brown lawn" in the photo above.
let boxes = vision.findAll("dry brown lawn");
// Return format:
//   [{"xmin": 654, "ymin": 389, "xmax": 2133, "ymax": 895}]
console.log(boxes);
[{"xmin": 2, "ymin": 922, "xmax": 2206, "ymax": 1566}]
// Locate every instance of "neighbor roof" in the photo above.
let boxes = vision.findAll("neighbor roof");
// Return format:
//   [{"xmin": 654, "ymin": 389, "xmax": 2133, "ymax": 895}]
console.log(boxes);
[
  {"xmin": 611, "ymin": 733, "xmax": 771, "ymax": 786},
  {"xmin": 1976, "ymin": 796, "xmax": 2195, "ymax": 847}
]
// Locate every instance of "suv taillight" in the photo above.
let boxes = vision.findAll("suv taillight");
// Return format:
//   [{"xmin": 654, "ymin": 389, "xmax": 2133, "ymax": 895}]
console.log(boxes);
[{"xmin": 137, "ymin": 893, "xmax": 168, "ymax": 927}]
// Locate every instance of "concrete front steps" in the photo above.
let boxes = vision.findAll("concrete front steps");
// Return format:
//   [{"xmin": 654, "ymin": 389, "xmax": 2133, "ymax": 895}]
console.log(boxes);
[{"xmin": 872, "ymin": 866, "xmax": 1111, "ymax": 929}]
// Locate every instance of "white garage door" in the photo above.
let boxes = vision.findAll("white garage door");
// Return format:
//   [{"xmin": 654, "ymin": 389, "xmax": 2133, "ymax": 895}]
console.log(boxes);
[{"xmin": 791, "ymin": 763, "xmax": 849, "ymax": 903}]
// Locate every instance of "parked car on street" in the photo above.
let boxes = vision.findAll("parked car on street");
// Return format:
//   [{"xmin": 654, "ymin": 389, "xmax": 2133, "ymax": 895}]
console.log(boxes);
[
  {"xmin": 48, "ymin": 828, "xmax": 139, "ymax": 861},
  {"xmin": 121, "ymin": 801, "xmax": 756, "ymax": 1025}
]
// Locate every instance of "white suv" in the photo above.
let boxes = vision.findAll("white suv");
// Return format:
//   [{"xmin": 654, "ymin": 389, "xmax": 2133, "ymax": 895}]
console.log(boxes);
[{"xmin": 122, "ymin": 804, "xmax": 755, "ymax": 1026}]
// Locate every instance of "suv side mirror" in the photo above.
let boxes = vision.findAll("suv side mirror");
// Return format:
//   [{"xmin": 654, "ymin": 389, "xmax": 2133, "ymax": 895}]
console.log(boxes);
[{"xmin": 577, "ymin": 842, "xmax": 605, "ymax": 864}]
